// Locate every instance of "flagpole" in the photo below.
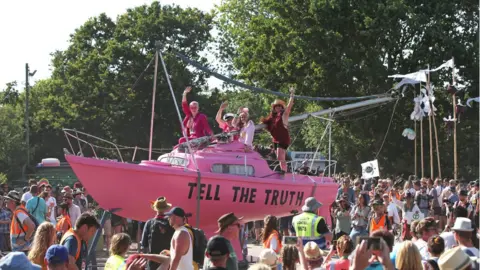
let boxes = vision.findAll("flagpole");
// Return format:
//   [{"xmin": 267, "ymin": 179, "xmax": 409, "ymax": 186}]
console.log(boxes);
[
  {"xmin": 415, "ymin": 116, "xmax": 418, "ymax": 177},
  {"xmin": 427, "ymin": 66, "xmax": 434, "ymax": 179},
  {"xmin": 420, "ymin": 85, "xmax": 424, "ymax": 178},
  {"xmin": 452, "ymin": 57, "xmax": 458, "ymax": 179}
]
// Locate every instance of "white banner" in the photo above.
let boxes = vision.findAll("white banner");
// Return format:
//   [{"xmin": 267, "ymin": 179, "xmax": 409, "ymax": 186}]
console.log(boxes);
[{"xmin": 361, "ymin": 159, "xmax": 380, "ymax": 179}]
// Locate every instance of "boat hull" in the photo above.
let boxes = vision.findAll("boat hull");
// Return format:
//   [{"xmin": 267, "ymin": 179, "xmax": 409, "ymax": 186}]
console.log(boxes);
[{"xmin": 66, "ymin": 155, "xmax": 338, "ymax": 231}]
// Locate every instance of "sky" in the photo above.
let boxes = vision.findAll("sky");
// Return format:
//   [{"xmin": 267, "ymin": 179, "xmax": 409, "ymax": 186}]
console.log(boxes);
[{"xmin": 0, "ymin": 0, "xmax": 221, "ymax": 90}]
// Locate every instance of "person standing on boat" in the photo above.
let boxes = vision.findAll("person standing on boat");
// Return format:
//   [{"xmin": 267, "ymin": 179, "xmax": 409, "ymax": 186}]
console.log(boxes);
[
  {"xmin": 291, "ymin": 197, "xmax": 332, "ymax": 249},
  {"xmin": 261, "ymin": 87, "xmax": 295, "ymax": 173},
  {"xmin": 180, "ymin": 86, "xmax": 213, "ymax": 144},
  {"xmin": 215, "ymin": 101, "xmax": 238, "ymax": 140},
  {"xmin": 234, "ymin": 107, "xmax": 255, "ymax": 150}
]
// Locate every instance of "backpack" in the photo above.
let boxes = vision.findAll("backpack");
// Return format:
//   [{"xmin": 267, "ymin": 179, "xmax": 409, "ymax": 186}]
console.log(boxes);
[
  {"xmin": 148, "ymin": 216, "xmax": 174, "ymax": 254},
  {"xmin": 426, "ymin": 259, "xmax": 440, "ymax": 270},
  {"xmin": 185, "ymin": 224, "xmax": 207, "ymax": 266},
  {"xmin": 463, "ymin": 249, "xmax": 479, "ymax": 270},
  {"xmin": 15, "ymin": 208, "xmax": 39, "ymax": 239}
]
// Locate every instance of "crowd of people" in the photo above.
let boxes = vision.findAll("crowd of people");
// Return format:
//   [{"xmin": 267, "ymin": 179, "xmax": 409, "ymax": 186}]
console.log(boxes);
[
  {"xmin": 0, "ymin": 175, "xmax": 477, "ymax": 269},
  {"xmin": 250, "ymin": 176, "xmax": 479, "ymax": 270}
]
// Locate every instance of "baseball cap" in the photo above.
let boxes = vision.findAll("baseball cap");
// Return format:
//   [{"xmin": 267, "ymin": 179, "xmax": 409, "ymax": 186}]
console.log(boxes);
[
  {"xmin": 206, "ymin": 236, "xmax": 230, "ymax": 257},
  {"xmin": 45, "ymin": 245, "xmax": 69, "ymax": 264},
  {"xmin": 0, "ymin": 252, "xmax": 41, "ymax": 270},
  {"xmin": 459, "ymin": 190, "xmax": 468, "ymax": 196},
  {"xmin": 165, "ymin": 207, "xmax": 186, "ymax": 218}
]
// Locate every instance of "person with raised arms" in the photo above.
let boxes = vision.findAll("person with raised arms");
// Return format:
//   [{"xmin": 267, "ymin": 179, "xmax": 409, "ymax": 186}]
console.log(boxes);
[
  {"xmin": 180, "ymin": 86, "xmax": 212, "ymax": 144},
  {"xmin": 261, "ymin": 87, "xmax": 295, "ymax": 173}
]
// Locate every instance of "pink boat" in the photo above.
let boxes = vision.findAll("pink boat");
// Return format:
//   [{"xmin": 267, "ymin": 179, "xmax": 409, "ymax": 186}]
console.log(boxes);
[{"xmin": 65, "ymin": 138, "xmax": 337, "ymax": 225}]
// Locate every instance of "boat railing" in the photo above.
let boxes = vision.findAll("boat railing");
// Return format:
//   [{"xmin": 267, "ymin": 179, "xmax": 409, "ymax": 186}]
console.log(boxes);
[{"xmin": 62, "ymin": 129, "xmax": 171, "ymax": 162}]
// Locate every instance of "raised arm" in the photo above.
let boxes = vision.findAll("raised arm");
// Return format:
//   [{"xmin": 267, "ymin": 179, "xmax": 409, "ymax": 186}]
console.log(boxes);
[
  {"xmin": 216, "ymin": 101, "xmax": 228, "ymax": 127},
  {"xmin": 182, "ymin": 87, "xmax": 192, "ymax": 116},
  {"xmin": 170, "ymin": 231, "xmax": 190, "ymax": 270},
  {"xmin": 283, "ymin": 87, "xmax": 295, "ymax": 122}
]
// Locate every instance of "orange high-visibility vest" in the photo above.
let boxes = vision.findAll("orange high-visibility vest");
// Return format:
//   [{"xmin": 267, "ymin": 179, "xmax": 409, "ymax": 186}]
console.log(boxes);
[
  {"xmin": 56, "ymin": 215, "xmax": 72, "ymax": 233},
  {"xmin": 10, "ymin": 206, "xmax": 30, "ymax": 239},
  {"xmin": 370, "ymin": 215, "xmax": 387, "ymax": 233},
  {"xmin": 262, "ymin": 230, "xmax": 282, "ymax": 254},
  {"xmin": 60, "ymin": 228, "xmax": 82, "ymax": 260}
]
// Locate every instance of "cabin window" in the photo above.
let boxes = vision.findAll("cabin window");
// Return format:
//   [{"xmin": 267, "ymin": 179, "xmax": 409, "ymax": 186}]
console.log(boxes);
[
  {"xmin": 211, "ymin": 164, "xmax": 255, "ymax": 176},
  {"xmin": 159, "ymin": 157, "xmax": 187, "ymax": 166}
]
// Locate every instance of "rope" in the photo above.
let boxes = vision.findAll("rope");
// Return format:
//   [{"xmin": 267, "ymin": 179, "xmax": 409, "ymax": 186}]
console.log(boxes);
[
  {"xmin": 170, "ymin": 48, "xmax": 386, "ymax": 101},
  {"xmin": 308, "ymin": 120, "xmax": 332, "ymax": 172},
  {"xmin": 375, "ymin": 99, "xmax": 400, "ymax": 159}
]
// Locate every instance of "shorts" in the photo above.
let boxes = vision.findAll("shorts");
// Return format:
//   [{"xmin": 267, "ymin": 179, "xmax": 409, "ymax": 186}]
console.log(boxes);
[
  {"xmin": 280, "ymin": 216, "xmax": 293, "ymax": 230},
  {"xmin": 254, "ymin": 220, "xmax": 264, "ymax": 229},
  {"xmin": 103, "ymin": 219, "xmax": 112, "ymax": 236},
  {"xmin": 273, "ymin": 142, "xmax": 289, "ymax": 150},
  {"xmin": 433, "ymin": 207, "xmax": 442, "ymax": 216}
]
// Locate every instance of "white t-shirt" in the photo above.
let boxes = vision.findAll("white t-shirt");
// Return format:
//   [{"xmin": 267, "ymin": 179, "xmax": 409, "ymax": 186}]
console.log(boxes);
[
  {"xmin": 435, "ymin": 186, "xmax": 444, "ymax": 206},
  {"xmin": 414, "ymin": 239, "xmax": 430, "ymax": 260},
  {"xmin": 69, "ymin": 204, "xmax": 82, "ymax": 228},
  {"xmin": 440, "ymin": 231, "xmax": 455, "ymax": 250},
  {"xmin": 21, "ymin": 192, "xmax": 32, "ymax": 203},
  {"xmin": 461, "ymin": 246, "xmax": 479, "ymax": 257},
  {"xmin": 46, "ymin": 197, "xmax": 57, "ymax": 224},
  {"xmin": 17, "ymin": 211, "xmax": 28, "ymax": 224},
  {"xmin": 387, "ymin": 203, "xmax": 400, "ymax": 224},
  {"xmin": 238, "ymin": 120, "xmax": 255, "ymax": 147}
]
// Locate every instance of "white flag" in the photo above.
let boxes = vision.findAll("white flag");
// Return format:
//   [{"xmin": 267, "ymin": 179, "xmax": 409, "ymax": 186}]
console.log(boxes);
[
  {"xmin": 361, "ymin": 159, "xmax": 380, "ymax": 179},
  {"xmin": 428, "ymin": 59, "xmax": 454, "ymax": 73},
  {"xmin": 388, "ymin": 71, "xmax": 427, "ymax": 82}
]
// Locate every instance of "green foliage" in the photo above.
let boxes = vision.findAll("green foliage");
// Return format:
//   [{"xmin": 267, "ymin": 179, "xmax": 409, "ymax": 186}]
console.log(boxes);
[
  {"xmin": 0, "ymin": 173, "xmax": 7, "ymax": 184},
  {"xmin": 216, "ymin": 0, "xmax": 479, "ymax": 179},
  {"xmin": 0, "ymin": 105, "xmax": 26, "ymax": 178},
  {"xmin": 0, "ymin": 0, "xmax": 478, "ymax": 181}
]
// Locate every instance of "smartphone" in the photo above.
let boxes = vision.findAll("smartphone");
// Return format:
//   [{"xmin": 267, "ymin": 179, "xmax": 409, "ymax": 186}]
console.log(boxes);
[
  {"xmin": 283, "ymin": 236, "xmax": 298, "ymax": 245},
  {"xmin": 358, "ymin": 236, "xmax": 381, "ymax": 250}
]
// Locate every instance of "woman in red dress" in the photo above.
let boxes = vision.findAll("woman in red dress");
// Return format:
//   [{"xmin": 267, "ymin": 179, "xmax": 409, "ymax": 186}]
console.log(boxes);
[{"xmin": 261, "ymin": 87, "xmax": 295, "ymax": 172}]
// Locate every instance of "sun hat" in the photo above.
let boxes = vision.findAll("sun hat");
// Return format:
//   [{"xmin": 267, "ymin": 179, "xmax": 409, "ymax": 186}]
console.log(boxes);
[{"xmin": 302, "ymin": 197, "xmax": 322, "ymax": 212}]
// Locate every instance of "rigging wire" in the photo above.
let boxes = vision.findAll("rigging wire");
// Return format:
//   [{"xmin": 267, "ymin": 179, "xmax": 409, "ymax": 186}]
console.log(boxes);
[
  {"xmin": 169, "ymin": 47, "xmax": 389, "ymax": 102},
  {"xmin": 375, "ymin": 99, "xmax": 400, "ymax": 159}
]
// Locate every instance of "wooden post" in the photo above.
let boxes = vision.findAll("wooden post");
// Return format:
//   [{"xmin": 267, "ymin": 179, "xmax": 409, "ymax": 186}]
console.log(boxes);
[
  {"xmin": 415, "ymin": 120, "xmax": 417, "ymax": 177},
  {"xmin": 421, "ymin": 117, "xmax": 424, "ymax": 178},
  {"xmin": 426, "ymin": 67, "xmax": 434, "ymax": 179},
  {"xmin": 432, "ymin": 113, "xmax": 441, "ymax": 179},
  {"xmin": 452, "ymin": 57, "xmax": 458, "ymax": 180}
]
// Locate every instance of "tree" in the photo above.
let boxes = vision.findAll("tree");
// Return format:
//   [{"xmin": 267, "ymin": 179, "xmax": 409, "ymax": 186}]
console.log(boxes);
[
  {"xmin": 27, "ymin": 2, "xmax": 216, "ymax": 162},
  {"xmin": 0, "ymin": 105, "xmax": 26, "ymax": 179},
  {"xmin": 216, "ymin": 0, "xmax": 479, "ymax": 179}
]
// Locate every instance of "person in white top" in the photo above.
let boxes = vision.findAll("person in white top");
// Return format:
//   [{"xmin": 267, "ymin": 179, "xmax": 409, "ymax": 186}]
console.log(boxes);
[
  {"xmin": 234, "ymin": 107, "xmax": 255, "ymax": 149},
  {"xmin": 166, "ymin": 207, "xmax": 193, "ymax": 270},
  {"xmin": 43, "ymin": 184, "xmax": 57, "ymax": 224},
  {"xmin": 20, "ymin": 179, "xmax": 37, "ymax": 205},
  {"xmin": 63, "ymin": 193, "xmax": 82, "ymax": 228},
  {"xmin": 451, "ymin": 217, "xmax": 479, "ymax": 257},
  {"xmin": 383, "ymin": 193, "xmax": 400, "ymax": 226},
  {"xmin": 414, "ymin": 217, "xmax": 439, "ymax": 260}
]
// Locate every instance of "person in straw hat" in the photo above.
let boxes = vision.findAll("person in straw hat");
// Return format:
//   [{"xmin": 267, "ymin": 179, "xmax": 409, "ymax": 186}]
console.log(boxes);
[
  {"xmin": 204, "ymin": 213, "xmax": 243, "ymax": 270},
  {"xmin": 291, "ymin": 197, "xmax": 332, "ymax": 250},
  {"xmin": 303, "ymin": 241, "xmax": 324, "ymax": 270},
  {"xmin": 438, "ymin": 246, "xmax": 477, "ymax": 270},
  {"xmin": 261, "ymin": 86, "xmax": 295, "ymax": 173},
  {"xmin": 140, "ymin": 197, "xmax": 174, "ymax": 270}
]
